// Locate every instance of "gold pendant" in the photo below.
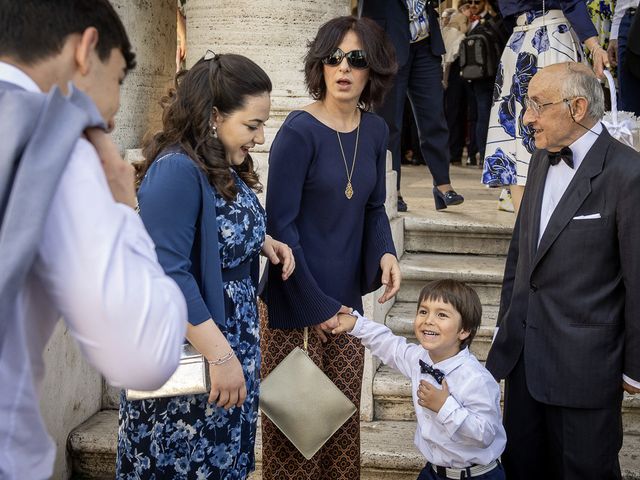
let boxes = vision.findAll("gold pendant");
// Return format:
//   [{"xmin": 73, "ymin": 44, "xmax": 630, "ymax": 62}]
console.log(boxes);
[{"xmin": 345, "ymin": 182, "xmax": 353, "ymax": 199}]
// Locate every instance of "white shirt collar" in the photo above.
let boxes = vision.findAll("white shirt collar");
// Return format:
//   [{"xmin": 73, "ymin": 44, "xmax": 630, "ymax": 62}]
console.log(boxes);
[
  {"xmin": 565, "ymin": 121, "xmax": 603, "ymax": 171},
  {"xmin": 0, "ymin": 61, "xmax": 42, "ymax": 93},
  {"xmin": 424, "ymin": 346, "xmax": 470, "ymax": 375}
]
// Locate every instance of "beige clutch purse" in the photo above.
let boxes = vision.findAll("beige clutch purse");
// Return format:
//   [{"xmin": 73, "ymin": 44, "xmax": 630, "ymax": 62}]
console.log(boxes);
[
  {"xmin": 259, "ymin": 328, "xmax": 357, "ymax": 459},
  {"xmin": 126, "ymin": 343, "xmax": 209, "ymax": 401}
]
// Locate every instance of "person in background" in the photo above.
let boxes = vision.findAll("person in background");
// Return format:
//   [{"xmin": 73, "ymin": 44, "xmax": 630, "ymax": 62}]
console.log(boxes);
[
  {"xmin": 443, "ymin": 7, "xmax": 471, "ymax": 166},
  {"xmin": 465, "ymin": 0, "xmax": 497, "ymax": 166},
  {"xmin": 117, "ymin": 53, "xmax": 294, "ymax": 479},
  {"xmin": 261, "ymin": 16, "xmax": 400, "ymax": 480},
  {"xmin": 608, "ymin": 0, "xmax": 640, "ymax": 115},
  {"xmin": 360, "ymin": 0, "xmax": 464, "ymax": 212},
  {"xmin": 0, "ymin": 1, "xmax": 188, "ymax": 478},
  {"xmin": 481, "ymin": 0, "xmax": 610, "ymax": 214}
]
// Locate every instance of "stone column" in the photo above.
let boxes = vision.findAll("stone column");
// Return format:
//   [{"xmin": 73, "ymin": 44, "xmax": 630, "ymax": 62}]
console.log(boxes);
[{"xmin": 110, "ymin": 0, "xmax": 177, "ymax": 152}]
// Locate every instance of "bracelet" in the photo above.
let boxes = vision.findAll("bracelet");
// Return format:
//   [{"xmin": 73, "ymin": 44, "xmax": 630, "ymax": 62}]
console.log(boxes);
[{"xmin": 207, "ymin": 351, "xmax": 234, "ymax": 366}]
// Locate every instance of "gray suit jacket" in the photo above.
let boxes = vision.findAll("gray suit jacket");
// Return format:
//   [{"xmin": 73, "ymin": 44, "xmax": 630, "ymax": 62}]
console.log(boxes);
[
  {"xmin": 0, "ymin": 81, "xmax": 105, "ymax": 355},
  {"xmin": 486, "ymin": 128, "xmax": 640, "ymax": 408}
]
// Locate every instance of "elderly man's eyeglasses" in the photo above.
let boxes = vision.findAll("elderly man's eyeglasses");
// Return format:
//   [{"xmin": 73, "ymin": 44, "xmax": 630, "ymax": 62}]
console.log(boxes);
[
  {"xmin": 524, "ymin": 96, "xmax": 573, "ymax": 116},
  {"xmin": 322, "ymin": 48, "xmax": 369, "ymax": 69}
]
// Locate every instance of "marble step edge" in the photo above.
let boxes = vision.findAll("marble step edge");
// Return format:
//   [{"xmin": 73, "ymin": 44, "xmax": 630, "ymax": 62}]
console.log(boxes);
[
  {"xmin": 400, "ymin": 253, "xmax": 506, "ymax": 284},
  {"xmin": 403, "ymin": 216, "xmax": 513, "ymax": 236},
  {"xmin": 387, "ymin": 302, "xmax": 499, "ymax": 333},
  {"xmin": 68, "ymin": 411, "xmax": 640, "ymax": 480},
  {"xmin": 372, "ymin": 365, "xmax": 640, "ymax": 412}
]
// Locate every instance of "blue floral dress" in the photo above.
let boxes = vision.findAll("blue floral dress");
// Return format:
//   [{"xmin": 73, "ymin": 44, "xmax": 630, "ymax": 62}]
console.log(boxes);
[
  {"xmin": 116, "ymin": 170, "xmax": 265, "ymax": 480},
  {"xmin": 482, "ymin": 9, "xmax": 585, "ymax": 187}
]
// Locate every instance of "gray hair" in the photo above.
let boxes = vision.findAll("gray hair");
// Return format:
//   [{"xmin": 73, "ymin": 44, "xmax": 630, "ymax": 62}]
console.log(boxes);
[{"xmin": 559, "ymin": 63, "xmax": 605, "ymax": 120}]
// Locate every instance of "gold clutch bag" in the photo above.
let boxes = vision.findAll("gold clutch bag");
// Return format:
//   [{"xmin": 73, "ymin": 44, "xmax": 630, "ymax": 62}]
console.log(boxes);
[
  {"xmin": 259, "ymin": 328, "xmax": 357, "ymax": 460},
  {"xmin": 126, "ymin": 343, "xmax": 209, "ymax": 400}
]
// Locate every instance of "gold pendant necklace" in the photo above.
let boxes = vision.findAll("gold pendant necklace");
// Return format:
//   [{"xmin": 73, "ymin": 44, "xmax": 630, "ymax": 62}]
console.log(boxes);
[{"xmin": 336, "ymin": 119, "xmax": 360, "ymax": 200}]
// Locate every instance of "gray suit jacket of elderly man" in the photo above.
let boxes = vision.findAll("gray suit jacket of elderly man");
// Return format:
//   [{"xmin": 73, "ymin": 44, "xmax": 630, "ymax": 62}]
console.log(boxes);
[{"xmin": 0, "ymin": 81, "xmax": 106, "ymax": 356}]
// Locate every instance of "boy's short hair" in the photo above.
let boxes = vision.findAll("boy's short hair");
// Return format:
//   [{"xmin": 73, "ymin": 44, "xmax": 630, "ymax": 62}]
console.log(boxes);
[
  {"xmin": 417, "ymin": 279, "xmax": 482, "ymax": 350},
  {"xmin": 0, "ymin": 0, "xmax": 136, "ymax": 72}
]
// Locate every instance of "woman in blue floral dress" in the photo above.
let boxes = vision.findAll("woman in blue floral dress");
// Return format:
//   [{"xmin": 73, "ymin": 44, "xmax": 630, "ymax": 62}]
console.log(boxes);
[
  {"xmin": 481, "ymin": 1, "xmax": 610, "ymax": 213},
  {"xmin": 116, "ymin": 54, "xmax": 294, "ymax": 479}
]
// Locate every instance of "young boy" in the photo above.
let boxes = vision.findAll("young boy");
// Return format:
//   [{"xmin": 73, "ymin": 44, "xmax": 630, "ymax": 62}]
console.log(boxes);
[{"xmin": 333, "ymin": 279, "xmax": 506, "ymax": 480}]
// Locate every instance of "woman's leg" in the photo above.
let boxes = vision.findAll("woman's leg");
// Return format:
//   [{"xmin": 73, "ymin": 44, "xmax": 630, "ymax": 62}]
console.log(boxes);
[{"xmin": 510, "ymin": 184, "xmax": 525, "ymax": 215}]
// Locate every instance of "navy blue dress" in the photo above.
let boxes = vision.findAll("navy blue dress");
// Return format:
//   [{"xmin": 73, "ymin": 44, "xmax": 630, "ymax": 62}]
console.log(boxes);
[{"xmin": 116, "ymin": 160, "xmax": 265, "ymax": 479}]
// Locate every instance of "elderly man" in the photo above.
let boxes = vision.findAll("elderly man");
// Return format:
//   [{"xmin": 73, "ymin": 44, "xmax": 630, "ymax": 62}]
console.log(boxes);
[{"xmin": 486, "ymin": 62, "xmax": 640, "ymax": 480}]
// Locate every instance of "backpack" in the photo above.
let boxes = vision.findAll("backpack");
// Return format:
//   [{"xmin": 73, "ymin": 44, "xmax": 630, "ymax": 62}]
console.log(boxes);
[{"xmin": 459, "ymin": 15, "xmax": 510, "ymax": 81}]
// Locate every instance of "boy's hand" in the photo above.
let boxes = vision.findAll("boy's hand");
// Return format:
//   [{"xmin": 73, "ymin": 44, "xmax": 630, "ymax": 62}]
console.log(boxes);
[
  {"xmin": 331, "ymin": 312, "xmax": 357, "ymax": 334},
  {"xmin": 417, "ymin": 378, "xmax": 449, "ymax": 413},
  {"xmin": 85, "ymin": 128, "xmax": 137, "ymax": 209}
]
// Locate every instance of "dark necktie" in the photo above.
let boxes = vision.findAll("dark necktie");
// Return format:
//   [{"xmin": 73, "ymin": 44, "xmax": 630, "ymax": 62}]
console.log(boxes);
[
  {"xmin": 548, "ymin": 147, "xmax": 574, "ymax": 169},
  {"xmin": 419, "ymin": 359, "xmax": 445, "ymax": 384}
]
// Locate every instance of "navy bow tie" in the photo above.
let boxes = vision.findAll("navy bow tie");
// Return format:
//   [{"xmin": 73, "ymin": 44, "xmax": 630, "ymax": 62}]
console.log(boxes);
[
  {"xmin": 548, "ymin": 147, "xmax": 574, "ymax": 169},
  {"xmin": 419, "ymin": 359, "xmax": 445, "ymax": 384}
]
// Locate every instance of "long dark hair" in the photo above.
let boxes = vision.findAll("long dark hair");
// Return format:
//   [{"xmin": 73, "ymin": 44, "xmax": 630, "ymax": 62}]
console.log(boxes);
[
  {"xmin": 139, "ymin": 53, "xmax": 272, "ymax": 200},
  {"xmin": 304, "ymin": 16, "xmax": 397, "ymax": 110}
]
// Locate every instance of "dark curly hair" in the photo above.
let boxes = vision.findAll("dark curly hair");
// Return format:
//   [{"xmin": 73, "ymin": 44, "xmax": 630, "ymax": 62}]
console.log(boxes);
[
  {"xmin": 139, "ymin": 53, "xmax": 272, "ymax": 200},
  {"xmin": 304, "ymin": 16, "xmax": 397, "ymax": 110}
]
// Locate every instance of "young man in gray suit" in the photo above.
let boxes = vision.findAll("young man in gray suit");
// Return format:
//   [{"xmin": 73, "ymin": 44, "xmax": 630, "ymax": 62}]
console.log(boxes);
[
  {"xmin": 0, "ymin": 2, "xmax": 187, "ymax": 478},
  {"xmin": 486, "ymin": 62, "xmax": 640, "ymax": 480}
]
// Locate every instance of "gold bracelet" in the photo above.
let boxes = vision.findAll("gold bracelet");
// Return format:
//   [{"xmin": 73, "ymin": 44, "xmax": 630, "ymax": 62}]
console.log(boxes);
[{"xmin": 207, "ymin": 351, "xmax": 234, "ymax": 366}]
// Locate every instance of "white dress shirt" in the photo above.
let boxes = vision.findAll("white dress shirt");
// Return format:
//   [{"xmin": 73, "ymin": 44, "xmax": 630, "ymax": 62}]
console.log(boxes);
[
  {"xmin": 349, "ymin": 312, "xmax": 506, "ymax": 468},
  {"xmin": 610, "ymin": 0, "xmax": 639, "ymax": 40},
  {"xmin": 537, "ymin": 122, "xmax": 640, "ymax": 391},
  {"xmin": 0, "ymin": 62, "xmax": 187, "ymax": 480},
  {"xmin": 538, "ymin": 122, "xmax": 602, "ymax": 244}
]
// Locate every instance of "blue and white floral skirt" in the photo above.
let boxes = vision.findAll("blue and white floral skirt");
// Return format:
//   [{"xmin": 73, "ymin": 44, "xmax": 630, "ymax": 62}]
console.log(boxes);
[
  {"xmin": 115, "ymin": 277, "xmax": 260, "ymax": 480},
  {"xmin": 482, "ymin": 9, "xmax": 584, "ymax": 187}
]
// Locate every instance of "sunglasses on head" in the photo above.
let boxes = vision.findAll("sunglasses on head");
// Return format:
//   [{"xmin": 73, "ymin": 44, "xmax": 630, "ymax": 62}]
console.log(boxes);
[{"xmin": 322, "ymin": 48, "xmax": 369, "ymax": 69}]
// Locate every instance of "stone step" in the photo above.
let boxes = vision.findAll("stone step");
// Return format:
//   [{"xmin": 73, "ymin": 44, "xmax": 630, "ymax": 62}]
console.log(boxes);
[
  {"xmin": 372, "ymin": 366, "xmax": 640, "ymax": 436},
  {"xmin": 404, "ymin": 214, "xmax": 512, "ymax": 255},
  {"xmin": 68, "ymin": 410, "xmax": 640, "ymax": 480},
  {"xmin": 398, "ymin": 253, "xmax": 506, "ymax": 305}
]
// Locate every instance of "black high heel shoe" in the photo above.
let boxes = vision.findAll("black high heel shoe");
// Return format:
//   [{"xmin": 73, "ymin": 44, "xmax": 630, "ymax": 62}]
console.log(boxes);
[{"xmin": 433, "ymin": 187, "xmax": 464, "ymax": 210}]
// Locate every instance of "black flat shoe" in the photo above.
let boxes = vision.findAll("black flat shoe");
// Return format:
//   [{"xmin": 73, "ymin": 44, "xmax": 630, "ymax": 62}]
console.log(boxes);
[
  {"xmin": 433, "ymin": 187, "xmax": 464, "ymax": 210},
  {"xmin": 397, "ymin": 195, "xmax": 408, "ymax": 212}
]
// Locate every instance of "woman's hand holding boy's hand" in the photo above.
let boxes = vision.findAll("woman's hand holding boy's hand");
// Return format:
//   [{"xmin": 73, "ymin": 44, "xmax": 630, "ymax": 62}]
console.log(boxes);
[
  {"xmin": 331, "ymin": 313, "xmax": 357, "ymax": 335},
  {"xmin": 417, "ymin": 379, "xmax": 450, "ymax": 413},
  {"xmin": 261, "ymin": 235, "xmax": 295, "ymax": 280},
  {"xmin": 314, "ymin": 305, "xmax": 351, "ymax": 342},
  {"xmin": 378, "ymin": 253, "xmax": 401, "ymax": 304}
]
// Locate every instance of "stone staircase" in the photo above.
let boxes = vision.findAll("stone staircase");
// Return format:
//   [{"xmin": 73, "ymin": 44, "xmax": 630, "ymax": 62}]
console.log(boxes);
[{"xmin": 68, "ymin": 164, "xmax": 640, "ymax": 478}]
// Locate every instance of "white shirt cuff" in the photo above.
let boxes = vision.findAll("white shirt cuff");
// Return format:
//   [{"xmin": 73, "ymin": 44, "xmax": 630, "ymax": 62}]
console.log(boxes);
[
  {"xmin": 623, "ymin": 374, "xmax": 640, "ymax": 389},
  {"xmin": 436, "ymin": 394, "xmax": 459, "ymax": 423},
  {"xmin": 348, "ymin": 310, "xmax": 368, "ymax": 337}
]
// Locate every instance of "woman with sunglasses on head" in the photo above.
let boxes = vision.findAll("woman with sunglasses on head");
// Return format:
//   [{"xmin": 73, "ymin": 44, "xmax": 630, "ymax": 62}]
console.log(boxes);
[
  {"xmin": 260, "ymin": 16, "xmax": 400, "ymax": 480},
  {"xmin": 116, "ymin": 53, "xmax": 294, "ymax": 480},
  {"xmin": 481, "ymin": 0, "xmax": 610, "ymax": 214}
]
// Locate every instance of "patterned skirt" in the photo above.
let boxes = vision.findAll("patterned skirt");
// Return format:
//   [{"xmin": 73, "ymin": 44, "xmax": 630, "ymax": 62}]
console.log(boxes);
[
  {"xmin": 482, "ymin": 9, "xmax": 584, "ymax": 187},
  {"xmin": 116, "ymin": 278, "xmax": 260, "ymax": 480},
  {"xmin": 259, "ymin": 301, "xmax": 364, "ymax": 480}
]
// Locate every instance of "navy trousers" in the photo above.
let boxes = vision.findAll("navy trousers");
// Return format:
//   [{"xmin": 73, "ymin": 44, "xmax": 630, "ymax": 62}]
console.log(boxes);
[
  {"xmin": 417, "ymin": 462, "xmax": 505, "ymax": 480},
  {"xmin": 376, "ymin": 36, "xmax": 451, "ymax": 191},
  {"xmin": 469, "ymin": 78, "xmax": 494, "ymax": 160},
  {"xmin": 502, "ymin": 355, "xmax": 623, "ymax": 480},
  {"xmin": 618, "ymin": 9, "xmax": 640, "ymax": 116}
]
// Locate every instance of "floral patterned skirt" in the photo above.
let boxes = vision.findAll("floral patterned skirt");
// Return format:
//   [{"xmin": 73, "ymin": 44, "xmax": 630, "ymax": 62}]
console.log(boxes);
[
  {"xmin": 116, "ymin": 278, "xmax": 260, "ymax": 480},
  {"xmin": 482, "ymin": 9, "xmax": 584, "ymax": 187}
]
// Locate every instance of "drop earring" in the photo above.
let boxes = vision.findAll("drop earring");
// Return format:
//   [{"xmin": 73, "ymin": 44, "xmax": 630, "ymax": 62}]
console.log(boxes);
[{"xmin": 209, "ymin": 120, "xmax": 218, "ymax": 138}]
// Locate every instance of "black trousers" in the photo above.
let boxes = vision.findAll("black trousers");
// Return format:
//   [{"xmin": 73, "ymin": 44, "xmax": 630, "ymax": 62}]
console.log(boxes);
[
  {"xmin": 376, "ymin": 36, "xmax": 451, "ymax": 191},
  {"xmin": 502, "ymin": 354, "xmax": 623, "ymax": 480}
]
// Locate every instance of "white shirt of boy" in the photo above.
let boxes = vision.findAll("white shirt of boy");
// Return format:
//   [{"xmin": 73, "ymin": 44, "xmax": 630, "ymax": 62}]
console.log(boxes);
[{"xmin": 348, "ymin": 311, "xmax": 506, "ymax": 469}]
